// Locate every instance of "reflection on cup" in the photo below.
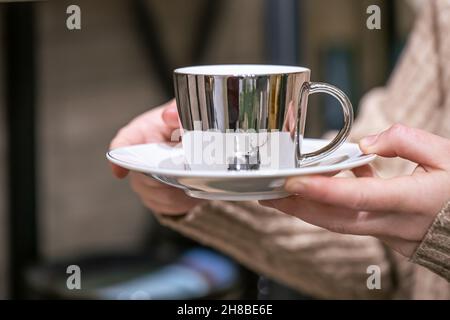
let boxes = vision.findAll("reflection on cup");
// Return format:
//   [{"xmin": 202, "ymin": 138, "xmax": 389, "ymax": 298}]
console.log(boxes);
[
  {"xmin": 174, "ymin": 64, "xmax": 353, "ymax": 170},
  {"xmin": 182, "ymin": 129, "xmax": 296, "ymax": 171}
]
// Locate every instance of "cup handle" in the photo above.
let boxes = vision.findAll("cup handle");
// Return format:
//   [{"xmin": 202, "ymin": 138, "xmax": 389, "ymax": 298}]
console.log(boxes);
[{"xmin": 295, "ymin": 82, "xmax": 354, "ymax": 166}]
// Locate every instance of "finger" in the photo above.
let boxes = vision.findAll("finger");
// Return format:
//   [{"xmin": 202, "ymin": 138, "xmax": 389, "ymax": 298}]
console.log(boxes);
[
  {"xmin": 413, "ymin": 164, "xmax": 427, "ymax": 174},
  {"xmin": 359, "ymin": 124, "xmax": 450, "ymax": 168},
  {"xmin": 109, "ymin": 126, "xmax": 147, "ymax": 178},
  {"xmin": 321, "ymin": 170, "xmax": 341, "ymax": 177},
  {"xmin": 109, "ymin": 102, "xmax": 177, "ymax": 179},
  {"xmin": 352, "ymin": 164, "xmax": 377, "ymax": 178},
  {"xmin": 260, "ymin": 197, "xmax": 425, "ymax": 255},
  {"xmin": 161, "ymin": 100, "xmax": 184, "ymax": 144},
  {"xmin": 264, "ymin": 195, "xmax": 431, "ymax": 240},
  {"xmin": 110, "ymin": 163, "xmax": 129, "ymax": 179},
  {"xmin": 261, "ymin": 197, "xmax": 428, "ymax": 240},
  {"xmin": 161, "ymin": 99, "xmax": 180, "ymax": 129},
  {"xmin": 260, "ymin": 197, "xmax": 374, "ymax": 236},
  {"xmin": 110, "ymin": 124, "xmax": 147, "ymax": 150},
  {"xmin": 129, "ymin": 172, "xmax": 169, "ymax": 192},
  {"xmin": 130, "ymin": 173, "xmax": 201, "ymax": 214},
  {"xmin": 130, "ymin": 172, "xmax": 172, "ymax": 187},
  {"xmin": 109, "ymin": 126, "xmax": 142, "ymax": 179},
  {"xmin": 141, "ymin": 190, "xmax": 202, "ymax": 215},
  {"xmin": 377, "ymin": 235, "xmax": 421, "ymax": 257},
  {"xmin": 284, "ymin": 174, "xmax": 416, "ymax": 212}
]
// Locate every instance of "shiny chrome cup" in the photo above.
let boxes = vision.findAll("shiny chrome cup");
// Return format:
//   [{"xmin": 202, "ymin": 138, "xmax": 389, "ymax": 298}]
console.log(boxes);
[{"xmin": 174, "ymin": 64, "xmax": 353, "ymax": 170}]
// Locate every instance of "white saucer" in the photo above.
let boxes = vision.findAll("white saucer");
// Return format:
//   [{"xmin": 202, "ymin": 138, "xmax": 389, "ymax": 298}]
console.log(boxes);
[{"xmin": 107, "ymin": 139, "xmax": 376, "ymax": 201}]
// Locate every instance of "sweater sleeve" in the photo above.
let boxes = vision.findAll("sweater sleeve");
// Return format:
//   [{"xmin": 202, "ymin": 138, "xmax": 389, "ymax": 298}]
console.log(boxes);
[
  {"xmin": 156, "ymin": 201, "xmax": 397, "ymax": 299},
  {"xmin": 410, "ymin": 201, "xmax": 450, "ymax": 281}
]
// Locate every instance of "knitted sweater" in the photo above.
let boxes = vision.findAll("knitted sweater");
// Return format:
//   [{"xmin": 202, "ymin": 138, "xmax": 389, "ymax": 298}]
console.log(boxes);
[{"xmin": 158, "ymin": 0, "xmax": 450, "ymax": 299}]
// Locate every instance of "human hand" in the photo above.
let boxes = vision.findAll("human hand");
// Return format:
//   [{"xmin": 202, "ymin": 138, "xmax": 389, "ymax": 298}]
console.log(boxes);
[
  {"xmin": 109, "ymin": 99, "xmax": 203, "ymax": 215},
  {"xmin": 260, "ymin": 124, "xmax": 450, "ymax": 257}
]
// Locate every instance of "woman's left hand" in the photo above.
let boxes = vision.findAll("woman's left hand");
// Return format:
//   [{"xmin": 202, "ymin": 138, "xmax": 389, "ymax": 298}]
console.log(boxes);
[{"xmin": 260, "ymin": 124, "xmax": 450, "ymax": 257}]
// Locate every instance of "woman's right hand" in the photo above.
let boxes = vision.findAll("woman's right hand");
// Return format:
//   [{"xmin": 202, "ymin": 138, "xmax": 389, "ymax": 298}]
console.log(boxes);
[{"xmin": 109, "ymin": 99, "xmax": 203, "ymax": 215}]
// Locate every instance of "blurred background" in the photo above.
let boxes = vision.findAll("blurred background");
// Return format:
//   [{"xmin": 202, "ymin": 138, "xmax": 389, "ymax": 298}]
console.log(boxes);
[{"xmin": 0, "ymin": 0, "xmax": 416, "ymax": 299}]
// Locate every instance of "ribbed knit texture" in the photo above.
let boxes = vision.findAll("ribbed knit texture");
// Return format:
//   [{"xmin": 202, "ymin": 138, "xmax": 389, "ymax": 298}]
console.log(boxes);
[{"xmin": 411, "ymin": 202, "xmax": 450, "ymax": 281}]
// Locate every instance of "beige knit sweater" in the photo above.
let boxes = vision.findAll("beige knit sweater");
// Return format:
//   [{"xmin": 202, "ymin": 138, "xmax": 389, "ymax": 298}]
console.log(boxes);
[{"xmin": 158, "ymin": 0, "xmax": 450, "ymax": 299}]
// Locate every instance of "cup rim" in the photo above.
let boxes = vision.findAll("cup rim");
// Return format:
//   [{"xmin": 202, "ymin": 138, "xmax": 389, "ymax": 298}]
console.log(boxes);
[{"xmin": 174, "ymin": 64, "xmax": 310, "ymax": 76}]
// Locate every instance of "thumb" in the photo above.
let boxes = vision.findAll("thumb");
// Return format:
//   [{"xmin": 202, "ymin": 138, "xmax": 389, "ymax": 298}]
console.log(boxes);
[
  {"xmin": 359, "ymin": 124, "xmax": 450, "ymax": 168},
  {"xmin": 161, "ymin": 99, "xmax": 180, "ymax": 129}
]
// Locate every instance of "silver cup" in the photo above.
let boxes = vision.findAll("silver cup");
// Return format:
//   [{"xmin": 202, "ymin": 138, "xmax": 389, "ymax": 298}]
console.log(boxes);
[{"xmin": 174, "ymin": 64, "xmax": 353, "ymax": 170}]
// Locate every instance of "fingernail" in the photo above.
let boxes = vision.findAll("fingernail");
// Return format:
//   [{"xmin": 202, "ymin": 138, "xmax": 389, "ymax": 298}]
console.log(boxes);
[
  {"xmin": 285, "ymin": 177, "xmax": 308, "ymax": 193},
  {"xmin": 360, "ymin": 134, "xmax": 379, "ymax": 151}
]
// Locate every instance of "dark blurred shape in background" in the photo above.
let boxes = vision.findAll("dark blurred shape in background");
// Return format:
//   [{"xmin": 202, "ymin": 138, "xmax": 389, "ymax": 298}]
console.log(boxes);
[{"xmin": 0, "ymin": 0, "xmax": 415, "ymax": 299}]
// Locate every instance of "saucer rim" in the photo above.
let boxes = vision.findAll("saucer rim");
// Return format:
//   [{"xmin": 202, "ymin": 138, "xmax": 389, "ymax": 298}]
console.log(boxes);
[{"xmin": 106, "ymin": 139, "xmax": 377, "ymax": 179}]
